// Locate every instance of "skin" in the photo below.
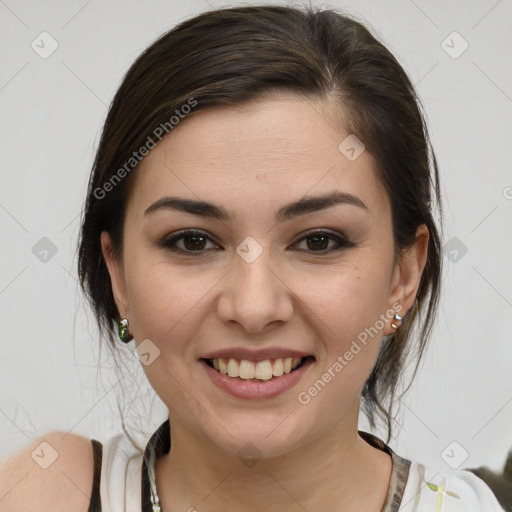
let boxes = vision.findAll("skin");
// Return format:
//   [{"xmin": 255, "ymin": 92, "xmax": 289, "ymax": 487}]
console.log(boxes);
[{"xmin": 101, "ymin": 92, "xmax": 429, "ymax": 512}]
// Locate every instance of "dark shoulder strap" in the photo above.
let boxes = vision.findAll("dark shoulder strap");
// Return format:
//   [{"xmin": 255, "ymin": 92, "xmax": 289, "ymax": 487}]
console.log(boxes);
[
  {"xmin": 88, "ymin": 439, "xmax": 103, "ymax": 512},
  {"xmin": 358, "ymin": 431, "xmax": 411, "ymax": 512}
]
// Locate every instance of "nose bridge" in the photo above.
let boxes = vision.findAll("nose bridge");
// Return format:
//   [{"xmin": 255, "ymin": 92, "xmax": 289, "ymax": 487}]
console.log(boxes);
[{"xmin": 218, "ymin": 236, "xmax": 293, "ymax": 332}]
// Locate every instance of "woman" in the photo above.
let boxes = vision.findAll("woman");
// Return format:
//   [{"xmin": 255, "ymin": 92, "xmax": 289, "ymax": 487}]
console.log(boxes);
[{"xmin": 0, "ymin": 4, "xmax": 504, "ymax": 512}]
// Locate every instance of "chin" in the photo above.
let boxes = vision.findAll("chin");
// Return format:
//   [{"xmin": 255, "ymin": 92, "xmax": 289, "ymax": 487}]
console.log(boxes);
[{"xmin": 200, "ymin": 412, "xmax": 311, "ymax": 460}]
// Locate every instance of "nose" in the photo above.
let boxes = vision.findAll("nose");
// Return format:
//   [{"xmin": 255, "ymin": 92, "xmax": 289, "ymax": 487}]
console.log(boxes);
[{"xmin": 216, "ymin": 245, "xmax": 294, "ymax": 333}]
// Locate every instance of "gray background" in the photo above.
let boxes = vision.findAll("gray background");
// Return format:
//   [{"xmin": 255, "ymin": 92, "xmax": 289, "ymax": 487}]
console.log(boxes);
[{"xmin": 1, "ymin": 0, "xmax": 511, "ymax": 475}]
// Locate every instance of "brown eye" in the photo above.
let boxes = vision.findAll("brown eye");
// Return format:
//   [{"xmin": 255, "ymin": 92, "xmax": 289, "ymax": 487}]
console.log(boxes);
[
  {"xmin": 180, "ymin": 234, "xmax": 208, "ymax": 251},
  {"xmin": 159, "ymin": 230, "xmax": 219, "ymax": 254},
  {"xmin": 294, "ymin": 230, "xmax": 354, "ymax": 253},
  {"xmin": 306, "ymin": 234, "xmax": 331, "ymax": 251}
]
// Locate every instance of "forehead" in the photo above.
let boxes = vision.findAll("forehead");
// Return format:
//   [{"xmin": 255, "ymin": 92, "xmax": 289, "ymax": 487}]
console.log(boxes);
[{"xmin": 127, "ymin": 94, "xmax": 389, "ymax": 221}]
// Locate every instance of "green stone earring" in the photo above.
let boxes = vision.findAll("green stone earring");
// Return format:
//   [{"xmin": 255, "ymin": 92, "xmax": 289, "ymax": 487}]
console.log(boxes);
[{"xmin": 118, "ymin": 318, "xmax": 130, "ymax": 343}]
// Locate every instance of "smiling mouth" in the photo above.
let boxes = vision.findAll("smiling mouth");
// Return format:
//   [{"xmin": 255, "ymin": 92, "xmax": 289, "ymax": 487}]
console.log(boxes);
[{"xmin": 202, "ymin": 356, "xmax": 315, "ymax": 381}]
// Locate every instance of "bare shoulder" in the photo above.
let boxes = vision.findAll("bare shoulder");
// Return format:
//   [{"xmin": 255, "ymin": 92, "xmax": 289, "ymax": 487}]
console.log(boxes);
[{"xmin": 0, "ymin": 430, "xmax": 96, "ymax": 512}]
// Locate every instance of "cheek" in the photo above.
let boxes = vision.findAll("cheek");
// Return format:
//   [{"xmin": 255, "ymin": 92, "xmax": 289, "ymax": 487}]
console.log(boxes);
[
  {"xmin": 122, "ymin": 257, "xmax": 215, "ymax": 407},
  {"xmin": 296, "ymin": 263, "xmax": 390, "ymax": 411},
  {"xmin": 297, "ymin": 254, "xmax": 393, "ymax": 397},
  {"xmin": 302, "ymin": 258, "xmax": 391, "ymax": 338},
  {"xmin": 123, "ymin": 255, "xmax": 197, "ymax": 342}
]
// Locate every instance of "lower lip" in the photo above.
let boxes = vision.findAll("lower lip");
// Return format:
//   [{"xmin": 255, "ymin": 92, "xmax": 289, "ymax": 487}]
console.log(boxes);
[{"xmin": 200, "ymin": 358, "xmax": 314, "ymax": 399}]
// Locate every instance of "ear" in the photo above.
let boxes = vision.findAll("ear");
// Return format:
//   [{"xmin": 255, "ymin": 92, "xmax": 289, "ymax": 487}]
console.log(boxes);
[
  {"xmin": 100, "ymin": 231, "xmax": 130, "ymax": 320},
  {"xmin": 384, "ymin": 224, "xmax": 429, "ymax": 335}
]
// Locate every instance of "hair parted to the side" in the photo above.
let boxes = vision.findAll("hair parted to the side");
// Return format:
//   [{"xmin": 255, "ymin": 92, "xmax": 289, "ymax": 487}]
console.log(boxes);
[{"xmin": 77, "ymin": 3, "xmax": 443, "ymax": 443}]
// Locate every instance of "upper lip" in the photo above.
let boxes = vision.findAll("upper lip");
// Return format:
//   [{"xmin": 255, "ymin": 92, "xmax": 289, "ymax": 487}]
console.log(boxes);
[{"xmin": 201, "ymin": 347, "xmax": 314, "ymax": 362}]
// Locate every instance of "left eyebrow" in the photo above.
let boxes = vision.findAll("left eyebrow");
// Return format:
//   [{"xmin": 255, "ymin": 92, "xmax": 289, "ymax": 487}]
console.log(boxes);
[
  {"xmin": 276, "ymin": 191, "xmax": 369, "ymax": 222},
  {"xmin": 143, "ymin": 191, "xmax": 369, "ymax": 222}
]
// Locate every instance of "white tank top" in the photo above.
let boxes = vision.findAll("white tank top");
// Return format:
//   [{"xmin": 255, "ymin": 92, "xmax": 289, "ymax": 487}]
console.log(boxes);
[{"xmin": 89, "ymin": 419, "xmax": 504, "ymax": 511}]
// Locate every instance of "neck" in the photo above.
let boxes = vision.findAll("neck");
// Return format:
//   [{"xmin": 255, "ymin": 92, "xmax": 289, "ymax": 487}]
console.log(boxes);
[{"xmin": 155, "ymin": 409, "xmax": 392, "ymax": 512}]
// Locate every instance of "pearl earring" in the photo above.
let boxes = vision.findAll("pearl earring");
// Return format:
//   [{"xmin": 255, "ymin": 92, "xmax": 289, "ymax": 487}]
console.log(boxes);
[{"xmin": 390, "ymin": 313, "xmax": 403, "ymax": 330}]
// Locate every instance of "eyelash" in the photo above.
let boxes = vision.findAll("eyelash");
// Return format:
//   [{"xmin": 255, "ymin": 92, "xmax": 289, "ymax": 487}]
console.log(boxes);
[{"xmin": 157, "ymin": 229, "xmax": 354, "ymax": 255}]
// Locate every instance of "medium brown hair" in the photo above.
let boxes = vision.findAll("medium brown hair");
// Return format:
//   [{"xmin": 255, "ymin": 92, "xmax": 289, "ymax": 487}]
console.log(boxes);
[{"xmin": 77, "ymin": 4, "xmax": 443, "ymax": 442}]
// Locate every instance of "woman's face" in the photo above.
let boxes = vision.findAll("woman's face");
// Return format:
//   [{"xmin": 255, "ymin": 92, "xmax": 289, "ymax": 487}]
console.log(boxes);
[{"xmin": 101, "ymin": 93, "xmax": 427, "ymax": 457}]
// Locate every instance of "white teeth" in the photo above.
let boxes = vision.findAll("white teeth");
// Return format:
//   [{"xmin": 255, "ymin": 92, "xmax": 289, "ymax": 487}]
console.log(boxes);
[
  {"xmin": 272, "ymin": 358, "xmax": 284, "ymax": 376},
  {"xmin": 239, "ymin": 360, "xmax": 255, "ymax": 379},
  {"xmin": 255, "ymin": 360, "xmax": 273, "ymax": 380},
  {"xmin": 210, "ymin": 356, "xmax": 305, "ymax": 380},
  {"xmin": 227, "ymin": 358, "xmax": 239, "ymax": 377}
]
